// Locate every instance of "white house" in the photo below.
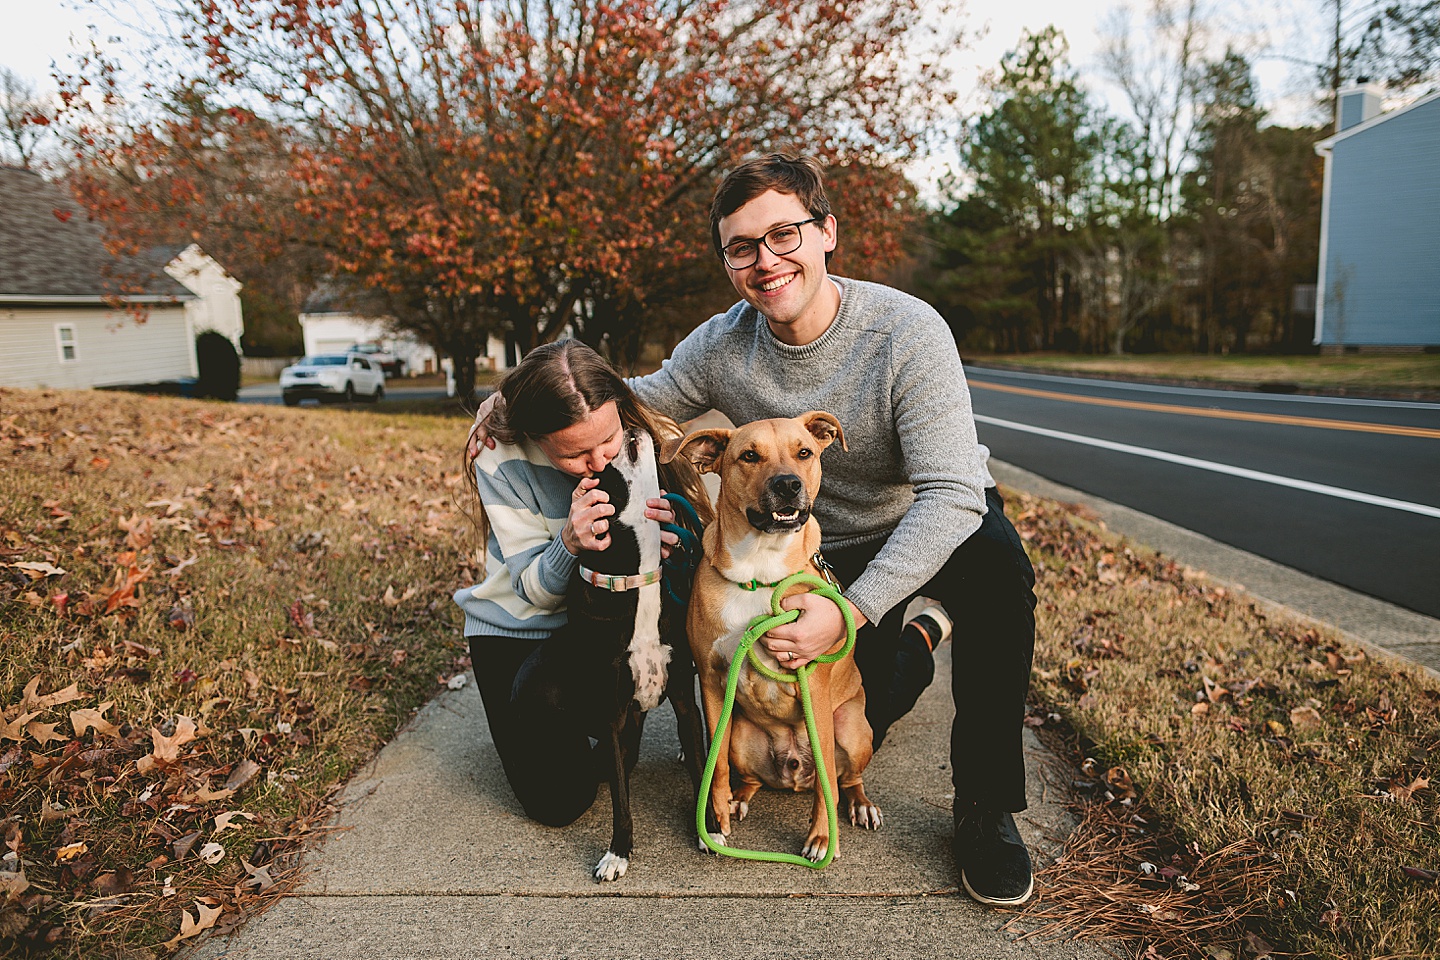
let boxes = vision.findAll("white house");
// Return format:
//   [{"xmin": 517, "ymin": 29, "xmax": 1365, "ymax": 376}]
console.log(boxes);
[
  {"xmin": 165, "ymin": 243, "xmax": 245, "ymax": 353},
  {"xmin": 0, "ymin": 166, "xmax": 245, "ymax": 390},
  {"xmin": 1313, "ymin": 84, "xmax": 1440, "ymax": 350},
  {"xmin": 298, "ymin": 286, "xmax": 509, "ymax": 376}
]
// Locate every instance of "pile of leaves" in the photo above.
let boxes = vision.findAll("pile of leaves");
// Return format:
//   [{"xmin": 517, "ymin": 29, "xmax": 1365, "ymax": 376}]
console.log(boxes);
[
  {"xmin": 1, "ymin": 388, "xmax": 478, "ymax": 957},
  {"xmin": 1005, "ymin": 490, "xmax": 1440, "ymax": 959}
]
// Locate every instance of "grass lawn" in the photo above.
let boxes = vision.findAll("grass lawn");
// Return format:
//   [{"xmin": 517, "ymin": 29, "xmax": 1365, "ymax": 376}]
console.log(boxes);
[
  {"xmin": 965, "ymin": 352, "xmax": 1440, "ymax": 398},
  {"xmin": 2, "ymin": 387, "xmax": 1437, "ymax": 958}
]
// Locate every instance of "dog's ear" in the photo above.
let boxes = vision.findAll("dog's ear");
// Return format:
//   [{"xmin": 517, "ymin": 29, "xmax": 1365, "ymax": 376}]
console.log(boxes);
[
  {"xmin": 660, "ymin": 429, "xmax": 731, "ymax": 475},
  {"xmin": 799, "ymin": 411, "xmax": 847, "ymax": 452}
]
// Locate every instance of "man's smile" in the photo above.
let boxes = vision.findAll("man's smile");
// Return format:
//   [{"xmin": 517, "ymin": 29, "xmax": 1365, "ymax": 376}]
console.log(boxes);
[{"xmin": 758, "ymin": 274, "xmax": 795, "ymax": 293}]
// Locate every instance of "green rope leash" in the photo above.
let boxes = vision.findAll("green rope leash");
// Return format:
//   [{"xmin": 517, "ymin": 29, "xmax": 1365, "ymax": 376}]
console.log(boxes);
[{"xmin": 695, "ymin": 572, "xmax": 856, "ymax": 869}]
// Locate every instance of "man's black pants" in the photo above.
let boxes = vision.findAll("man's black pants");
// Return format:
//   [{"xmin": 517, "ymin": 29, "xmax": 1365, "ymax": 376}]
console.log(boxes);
[{"xmin": 821, "ymin": 486, "xmax": 1037, "ymax": 813}]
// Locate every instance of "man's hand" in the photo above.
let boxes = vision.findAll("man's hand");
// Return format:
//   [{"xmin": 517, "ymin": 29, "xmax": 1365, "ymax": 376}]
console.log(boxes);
[
  {"xmin": 761, "ymin": 593, "xmax": 867, "ymax": 669},
  {"xmin": 465, "ymin": 392, "xmax": 501, "ymax": 461}
]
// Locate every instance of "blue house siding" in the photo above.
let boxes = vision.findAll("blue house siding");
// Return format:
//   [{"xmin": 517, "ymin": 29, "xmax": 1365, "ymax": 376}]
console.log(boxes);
[{"xmin": 1316, "ymin": 95, "xmax": 1440, "ymax": 347}]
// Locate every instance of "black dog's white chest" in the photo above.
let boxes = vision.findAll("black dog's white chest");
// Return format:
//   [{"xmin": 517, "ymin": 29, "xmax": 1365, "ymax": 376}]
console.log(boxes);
[{"xmin": 575, "ymin": 430, "xmax": 669, "ymax": 710}]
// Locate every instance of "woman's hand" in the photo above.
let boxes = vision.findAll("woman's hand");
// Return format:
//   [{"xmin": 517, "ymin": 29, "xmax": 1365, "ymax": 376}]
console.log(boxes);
[
  {"xmin": 465, "ymin": 393, "xmax": 501, "ymax": 461},
  {"xmin": 647, "ymin": 491, "xmax": 680, "ymax": 560},
  {"xmin": 561, "ymin": 477, "xmax": 615, "ymax": 555}
]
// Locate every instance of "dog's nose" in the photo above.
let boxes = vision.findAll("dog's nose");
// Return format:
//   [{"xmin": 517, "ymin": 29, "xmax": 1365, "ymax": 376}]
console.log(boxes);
[{"xmin": 770, "ymin": 474, "xmax": 803, "ymax": 499}]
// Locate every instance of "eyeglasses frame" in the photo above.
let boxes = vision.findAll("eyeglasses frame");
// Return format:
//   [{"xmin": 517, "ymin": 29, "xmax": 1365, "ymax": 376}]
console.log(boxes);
[{"xmin": 718, "ymin": 216, "xmax": 825, "ymax": 270}]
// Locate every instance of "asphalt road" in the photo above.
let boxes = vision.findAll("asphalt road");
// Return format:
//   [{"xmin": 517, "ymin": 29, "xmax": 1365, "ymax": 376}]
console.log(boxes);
[{"xmin": 965, "ymin": 365, "xmax": 1440, "ymax": 620}]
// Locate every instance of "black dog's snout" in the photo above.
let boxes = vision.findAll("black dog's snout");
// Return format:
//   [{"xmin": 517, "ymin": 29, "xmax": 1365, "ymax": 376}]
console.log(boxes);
[{"xmin": 769, "ymin": 474, "xmax": 803, "ymax": 499}]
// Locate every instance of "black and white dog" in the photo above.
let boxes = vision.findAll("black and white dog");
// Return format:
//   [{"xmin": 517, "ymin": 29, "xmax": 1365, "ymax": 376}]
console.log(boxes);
[{"xmin": 568, "ymin": 427, "xmax": 706, "ymax": 881}]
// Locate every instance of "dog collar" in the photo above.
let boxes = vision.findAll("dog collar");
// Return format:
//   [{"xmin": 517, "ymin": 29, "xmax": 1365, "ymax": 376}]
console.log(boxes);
[
  {"xmin": 578, "ymin": 565, "xmax": 663, "ymax": 592},
  {"xmin": 735, "ymin": 578, "xmax": 781, "ymax": 591}
]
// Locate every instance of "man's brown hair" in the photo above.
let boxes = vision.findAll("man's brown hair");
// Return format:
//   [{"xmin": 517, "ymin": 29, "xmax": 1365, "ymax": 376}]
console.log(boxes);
[{"xmin": 709, "ymin": 153, "xmax": 834, "ymax": 265}]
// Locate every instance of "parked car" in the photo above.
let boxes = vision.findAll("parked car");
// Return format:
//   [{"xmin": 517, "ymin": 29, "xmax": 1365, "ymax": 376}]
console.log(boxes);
[
  {"xmin": 279, "ymin": 354, "xmax": 386, "ymax": 405},
  {"xmin": 351, "ymin": 342, "xmax": 404, "ymax": 377}
]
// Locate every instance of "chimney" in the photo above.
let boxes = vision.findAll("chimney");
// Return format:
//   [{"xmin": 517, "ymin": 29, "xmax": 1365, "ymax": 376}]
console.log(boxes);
[{"xmin": 1336, "ymin": 80, "xmax": 1385, "ymax": 132}]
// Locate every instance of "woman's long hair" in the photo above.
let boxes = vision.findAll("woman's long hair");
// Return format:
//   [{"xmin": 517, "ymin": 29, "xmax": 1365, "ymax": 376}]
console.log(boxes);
[{"xmin": 464, "ymin": 340, "xmax": 713, "ymax": 566}]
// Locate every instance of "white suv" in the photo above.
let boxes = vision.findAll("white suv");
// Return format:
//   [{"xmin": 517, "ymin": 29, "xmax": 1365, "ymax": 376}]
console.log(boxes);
[{"xmin": 280, "ymin": 354, "xmax": 386, "ymax": 406}]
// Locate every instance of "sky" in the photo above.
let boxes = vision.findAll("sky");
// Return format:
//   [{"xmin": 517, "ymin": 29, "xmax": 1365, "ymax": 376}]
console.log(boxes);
[{"xmin": 2, "ymin": 0, "xmax": 1337, "ymax": 197}]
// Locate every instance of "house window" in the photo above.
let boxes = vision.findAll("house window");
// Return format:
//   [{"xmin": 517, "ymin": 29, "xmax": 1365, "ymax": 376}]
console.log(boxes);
[{"xmin": 56, "ymin": 325, "xmax": 77, "ymax": 362}]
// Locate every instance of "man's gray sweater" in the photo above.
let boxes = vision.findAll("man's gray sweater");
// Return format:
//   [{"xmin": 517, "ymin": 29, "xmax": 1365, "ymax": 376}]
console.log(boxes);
[{"xmin": 631, "ymin": 277, "xmax": 995, "ymax": 625}]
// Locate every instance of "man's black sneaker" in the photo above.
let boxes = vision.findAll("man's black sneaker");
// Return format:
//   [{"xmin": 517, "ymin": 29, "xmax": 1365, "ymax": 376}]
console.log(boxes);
[{"xmin": 952, "ymin": 806, "xmax": 1034, "ymax": 905}]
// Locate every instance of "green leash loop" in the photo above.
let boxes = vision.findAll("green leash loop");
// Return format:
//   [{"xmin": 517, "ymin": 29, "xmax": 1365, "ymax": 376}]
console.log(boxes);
[{"xmin": 695, "ymin": 572, "xmax": 856, "ymax": 869}]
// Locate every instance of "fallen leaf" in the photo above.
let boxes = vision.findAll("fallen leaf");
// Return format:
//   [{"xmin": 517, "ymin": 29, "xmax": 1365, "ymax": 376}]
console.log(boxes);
[
  {"xmin": 1400, "ymin": 865, "xmax": 1439, "ymax": 881},
  {"xmin": 164, "ymin": 900, "xmax": 224, "ymax": 947},
  {"xmin": 137, "ymin": 715, "xmax": 199, "ymax": 772},
  {"xmin": 11, "ymin": 561, "xmax": 66, "ymax": 579},
  {"xmin": 1245, "ymin": 931, "xmax": 1275, "ymax": 958},
  {"xmin": 223, "ymin": 759, "xmax": 261, "ymax": 794},
  {"xmin": 1105, "ymin": 765, "xmax": 1137, "ymax": 801},
  {"xmin": 1, "ymin": 710, "xmax": 41, "ymax": 742},
  {"xmin": 0, "ymin": 862, "xmax": 28, "ymax": 899},
  {"xmin": 198, "ymin": 841, "xmax": 225, "ymax": 864},
  {"xmin": 172, "ymin": 832, "xmax": 202, "ymax": 861},
  {"xmin": 240, "ymin": 858, "xmax": 275, "ymax": 892},
  {"xmin": 1389, "ymin": 776, "xmax": 1430, "ymax": 802},
  {"xmin": 70, "ymin": 702, "xmax": 119, "ymax": 738},
  {"xmin": 55, "ymin": 841, "xmax": 88, "ymax": 863},
  {"xmin": 1289, "ymin": 705, "xmax": 1324, "ymax": 730},
  {"xmin": 25, "ymin": 720, "xmax": 67, "ymax": 746},
  {"xmin": 382, "ymin": 584, "xmax": 418, "ymax": 607},
  {"xmin": 213, "ymin": 811, "xmax": 257, "ymax": 833},
  {"xmin": 21, "ymin": 677, "xmax": 84, "ymax": 711}
]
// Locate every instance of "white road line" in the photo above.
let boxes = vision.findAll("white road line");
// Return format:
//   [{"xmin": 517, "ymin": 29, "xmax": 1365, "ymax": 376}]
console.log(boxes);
[
  {"xmin": 975, "ymin": 414, "xmax": 1440, "ymax": 520},
  {"xmin": 970, "ymin": 367, "xmax": 1440, "ymax": 410}
]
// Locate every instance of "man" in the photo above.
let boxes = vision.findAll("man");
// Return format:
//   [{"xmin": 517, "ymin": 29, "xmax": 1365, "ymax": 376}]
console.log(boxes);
[{"xmin": 473, "ymin": 154, "xmax": 1037, "ymax": 905}]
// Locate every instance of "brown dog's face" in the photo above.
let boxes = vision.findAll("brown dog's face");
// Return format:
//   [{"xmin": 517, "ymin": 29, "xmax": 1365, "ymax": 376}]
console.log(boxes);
[{"xmin": 663, "ymin": 412, "xmax": 845, "ymax": 535}]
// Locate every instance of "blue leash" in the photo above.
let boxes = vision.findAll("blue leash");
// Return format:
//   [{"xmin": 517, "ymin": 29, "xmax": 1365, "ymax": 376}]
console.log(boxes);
[{"xmin": 660, "ymin": 493, "xmax": 702, "ymax": 606}]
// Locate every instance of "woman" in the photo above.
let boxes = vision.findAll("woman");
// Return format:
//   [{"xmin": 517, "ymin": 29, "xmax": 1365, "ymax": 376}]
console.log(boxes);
[{"xmin": 455, "ymin": 339, "xmax": 711, "ymax": 826}]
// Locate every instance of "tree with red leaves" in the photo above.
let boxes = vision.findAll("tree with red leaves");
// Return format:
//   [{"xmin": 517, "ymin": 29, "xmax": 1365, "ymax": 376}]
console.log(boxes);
[{"xmin": 68, "ymin": 0, "xmax": 955, "ymax": 397}]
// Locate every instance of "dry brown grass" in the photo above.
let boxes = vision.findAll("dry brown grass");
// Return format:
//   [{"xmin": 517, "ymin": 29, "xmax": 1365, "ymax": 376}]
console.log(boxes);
[
  {"xmin": 1, "ymin": 388, "xmax": 479, "ymax": 957},
  {"xmin": 1006, "ymin": 490, "xmax": 1440, "ymax": 960}
]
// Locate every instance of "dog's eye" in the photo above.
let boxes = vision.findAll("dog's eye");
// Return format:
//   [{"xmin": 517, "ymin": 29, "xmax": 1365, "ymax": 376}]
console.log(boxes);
[
  {"xmin": 796, "ymin": 448, "xmax": 813, "ymax": 459},
  {"xmin": 739, "ymin": 450, "xmax": 761, "ymax": 463}
]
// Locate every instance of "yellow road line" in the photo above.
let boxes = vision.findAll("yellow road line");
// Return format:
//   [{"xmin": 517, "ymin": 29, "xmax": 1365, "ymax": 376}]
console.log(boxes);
[{"xmin": 970, "ymin": 380, "xmax": 1440, "ymax": 440}]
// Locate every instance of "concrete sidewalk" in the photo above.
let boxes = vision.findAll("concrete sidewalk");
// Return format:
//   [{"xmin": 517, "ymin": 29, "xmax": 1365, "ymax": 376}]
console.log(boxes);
[{"xmin": 192, "ymin": 634, "xmax": 1107, "ymax": 959}]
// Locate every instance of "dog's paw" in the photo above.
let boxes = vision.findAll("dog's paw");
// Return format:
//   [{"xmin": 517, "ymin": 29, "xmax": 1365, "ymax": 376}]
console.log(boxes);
[
  {"xmin": 801, "ymin": 834, "xmax": 831, "ymax": 863},
  {"xmin": 729, "ymin": 799, "xmax": 749, "ymax": 822},
  {"xmin": 849, "ymin": 799, "xmax": 883, "ymax": 830},
  {"xmin": 699, "ymin": 832, "xmax": 727, "ymax": 852},
  {"xmin": 593, "ymin": 851, "xmax": 629, "ymax": 882}
]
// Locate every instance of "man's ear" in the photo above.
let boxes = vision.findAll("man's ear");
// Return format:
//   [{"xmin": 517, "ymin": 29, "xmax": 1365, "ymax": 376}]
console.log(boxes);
[
  {"xmin": 660, "ymin": 429, "xmax": 731, "ymax": 475},
  {"xmin": 799, "ymin": 411, "xmax": 846, "ymax": 452}
]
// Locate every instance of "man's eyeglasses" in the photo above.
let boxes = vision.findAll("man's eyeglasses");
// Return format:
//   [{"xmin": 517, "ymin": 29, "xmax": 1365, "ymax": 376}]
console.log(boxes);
[{"xmin": 719, "ymin": 217, "xmax": 823, "ymax": 270}]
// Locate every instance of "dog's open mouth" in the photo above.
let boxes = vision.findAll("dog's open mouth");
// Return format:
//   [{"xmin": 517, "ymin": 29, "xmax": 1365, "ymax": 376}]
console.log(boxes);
[{"xmin": 746, "ymin": 506, "xmax": 810, "ymax": 532}]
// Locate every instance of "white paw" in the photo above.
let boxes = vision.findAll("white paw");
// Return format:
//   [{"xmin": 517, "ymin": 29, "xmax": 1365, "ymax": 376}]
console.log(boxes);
[
  {"xmin": 849, "ymin": 801, "xmax": 884, "ymax": 830},
  {"xmin": 729, "ymin": 799, "xmax": 749, "ymax": 822},
  {"xmin": 699, "ymin": 832, "xmax": 727, "ymax": 852},
  {"xmin": 801, "ymin": 836, "xmax": 830, "ymax": 862},
  {"xmin": 593, "ymin": 851, "xmax": 629, "ymax": 881}
]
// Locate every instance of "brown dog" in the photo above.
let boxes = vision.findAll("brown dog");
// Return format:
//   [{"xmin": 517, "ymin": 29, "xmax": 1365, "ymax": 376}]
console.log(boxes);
[{"xmin": 662, "ymin": 411, "xmax": 881, "ymax": 862}]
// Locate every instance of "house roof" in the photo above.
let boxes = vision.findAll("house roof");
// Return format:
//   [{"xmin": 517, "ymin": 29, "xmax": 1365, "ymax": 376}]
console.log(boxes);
[
  {"xmin": 1315, "ymin": 89, "xmax": 1440, "ymax": 153},
  {"xmin": 0, "ymin": 166, "xmax": 194, "ymax": 304}
]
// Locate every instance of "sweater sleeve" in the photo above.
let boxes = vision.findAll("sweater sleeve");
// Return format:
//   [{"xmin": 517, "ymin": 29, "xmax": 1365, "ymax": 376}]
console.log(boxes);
[
  {"xmin": 840, "ymin": 312, "xmax": 988, "ymax": 624},
  {"xmin": 629, "ymin": 311, "xmax": 725, "ymax": 422},
  {"xmin": 475, "ymin": 456, "xmax": 576, "ymax": 610}
]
